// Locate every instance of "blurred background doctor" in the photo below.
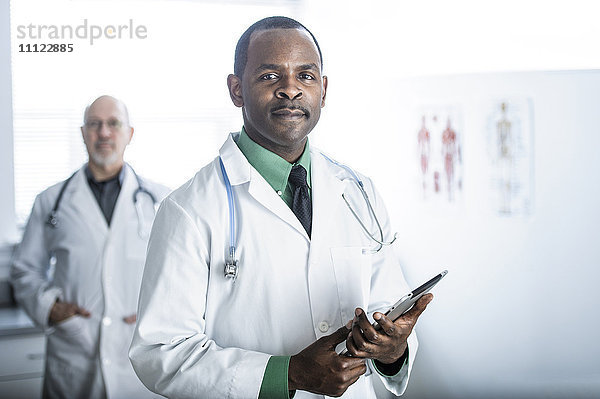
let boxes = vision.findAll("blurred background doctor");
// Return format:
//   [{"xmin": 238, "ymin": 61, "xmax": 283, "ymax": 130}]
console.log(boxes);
[{"xmin": 9, "ymin": 95, "xmax": 168, "ymax": 398}]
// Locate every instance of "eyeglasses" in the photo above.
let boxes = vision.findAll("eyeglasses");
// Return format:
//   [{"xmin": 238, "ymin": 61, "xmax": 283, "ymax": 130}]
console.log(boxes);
[{"xmin": 84, "ymin": 119, "xmax": 123, "ymax": 131}]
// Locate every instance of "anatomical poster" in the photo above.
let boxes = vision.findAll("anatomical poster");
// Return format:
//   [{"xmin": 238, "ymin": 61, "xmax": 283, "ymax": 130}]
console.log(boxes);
[
  {"xmin": 414, "ymin": 105, "xmax": 463, "ymax": 205},
  {"xmin": 485, "ymin": 98, "xmax": 534, "ymax": 216}
]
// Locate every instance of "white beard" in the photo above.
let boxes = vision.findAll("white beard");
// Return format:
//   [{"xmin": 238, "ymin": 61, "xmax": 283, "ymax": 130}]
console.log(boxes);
[{"xmin": 89, "ymin": 150, "xmax": 119, "ymax": 168}]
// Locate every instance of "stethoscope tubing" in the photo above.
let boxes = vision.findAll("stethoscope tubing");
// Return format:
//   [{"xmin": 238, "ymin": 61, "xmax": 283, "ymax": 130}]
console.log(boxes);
[
  {"xmin": 219, "ymin": 158, "xmax": 238, "ymax": 278},
  {"xmin": 46, "ymin": 165, "xmax": 156, "ymax": 236},
  {"xmin": 218, "ymin": 153, "xmax": 398, "ymax": 279},
  {"xmin": 320, "ymin": 153, "xmax": 398, "ymax": 250}
]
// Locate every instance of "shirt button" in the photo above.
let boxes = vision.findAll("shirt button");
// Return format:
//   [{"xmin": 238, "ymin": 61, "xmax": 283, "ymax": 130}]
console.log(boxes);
[
  {"xmin": 102, "ymin": 317, "xmax": 112, "ymax": 326},
  {"xmin": 318, "ymin": 321, "xmax": 329, "ymax": 333}
]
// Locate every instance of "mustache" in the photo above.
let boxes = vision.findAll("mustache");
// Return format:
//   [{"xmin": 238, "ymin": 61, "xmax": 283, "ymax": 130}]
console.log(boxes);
[
  {"xmin": 270, "ymin": 103, "xmax": 310, "ymax": 116},
  {"xmin": 94, "ymin": 141, "xmax": 114, "ymax": 149}
]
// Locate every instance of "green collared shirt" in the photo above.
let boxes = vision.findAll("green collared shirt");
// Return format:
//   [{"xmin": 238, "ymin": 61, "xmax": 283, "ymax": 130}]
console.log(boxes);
[{"xmin": 236, "ymin": 127, "xmax": 311, "ymax": 209}]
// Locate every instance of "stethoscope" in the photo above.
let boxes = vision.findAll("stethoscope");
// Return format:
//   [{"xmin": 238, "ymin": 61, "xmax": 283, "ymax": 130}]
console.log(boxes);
[
  {"xmin": 46, "ymin": 165, "xmax": 158, "ymax": 238},
  {"xmin": 218, "ymin": 154, "xmax": 398, "ymax": 280}
]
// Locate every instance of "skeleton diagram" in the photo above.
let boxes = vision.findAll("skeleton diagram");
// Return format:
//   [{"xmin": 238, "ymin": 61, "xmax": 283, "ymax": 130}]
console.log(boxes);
[{"xmin": 496, "ymin": 102, "xmax": 514, "ymax": 214}]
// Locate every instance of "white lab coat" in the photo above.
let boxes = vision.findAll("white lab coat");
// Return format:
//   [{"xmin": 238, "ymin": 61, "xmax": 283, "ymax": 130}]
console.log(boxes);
[
  {"xmin": 11, "ymin": 164, "xmax": 169, "ymax": 399},
  {"xmin": 130, "ymin": 134, "xmax": 418, "ymax": 399}
]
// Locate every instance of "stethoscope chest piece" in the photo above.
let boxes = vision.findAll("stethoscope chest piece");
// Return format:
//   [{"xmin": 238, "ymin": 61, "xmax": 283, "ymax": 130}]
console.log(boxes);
[
  {"xmin": 46, "ymin": 212, "xmax": 59, "ymax": 228},
  {"xmin": 224, "ymin": 258, "xmax": 238, "ymax": 280},
  {"xmin": 224, "ymin": 245, "xmax": 238, "ymax": 281}
]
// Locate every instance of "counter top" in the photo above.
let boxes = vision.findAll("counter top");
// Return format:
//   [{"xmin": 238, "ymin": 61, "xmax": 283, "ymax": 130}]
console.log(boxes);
[{"xmin": 0, "ymin": 306, "xmax": 43, "ymax": 337}]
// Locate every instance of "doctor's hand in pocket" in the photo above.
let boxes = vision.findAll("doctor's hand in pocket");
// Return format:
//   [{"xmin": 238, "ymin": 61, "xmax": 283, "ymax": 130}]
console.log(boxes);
[
  {"xmin": 288, "ymin": 323, "xmax": 367, "ymax": 397},
  {"xmin": 49, "ymin": 300, "xmax": 91, "ymax": 324},
  {"xmin": 345, "ymin": 294, "xmax": 433, "ymax": 365}
]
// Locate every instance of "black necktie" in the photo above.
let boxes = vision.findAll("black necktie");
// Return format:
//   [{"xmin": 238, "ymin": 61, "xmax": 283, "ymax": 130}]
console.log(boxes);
[{"xmin": 288, "ymin": 165, "xmax": 312, "ymax": 237}]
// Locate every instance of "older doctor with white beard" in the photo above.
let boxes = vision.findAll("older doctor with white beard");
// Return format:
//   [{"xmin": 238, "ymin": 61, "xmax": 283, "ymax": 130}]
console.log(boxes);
[{"xmin": 11, "ymin": 95, "xmax": 169, "ymax": 399}]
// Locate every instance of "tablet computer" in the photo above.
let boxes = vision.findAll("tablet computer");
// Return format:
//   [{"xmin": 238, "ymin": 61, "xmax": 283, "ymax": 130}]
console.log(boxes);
[
  {"xmin": 337, "ymin": 270, "xmax": 447, "ymax": 355},
  {"xmin": 373, "ymin": 269, "xmax": 447, "ymax": 330}
]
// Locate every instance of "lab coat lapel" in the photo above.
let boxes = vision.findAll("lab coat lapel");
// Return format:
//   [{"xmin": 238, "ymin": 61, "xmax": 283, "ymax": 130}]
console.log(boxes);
[
  {"xmin": 310, "ymin": 149, "xmax": 346, "ymax": 246},
  {"xmin": 247, "ymin": 173, "xmax": 310, "ymax": 241},
  {"xmin": 108, "ymin": 164, "xmax": 135, "ymax": 235},
  {"xmin": 219, "ymin": 134, "xmax": 310, "ymax": 241},
  {"xmin": 69, "ymin": 167, "xmax": 109, "ymax": 236}
]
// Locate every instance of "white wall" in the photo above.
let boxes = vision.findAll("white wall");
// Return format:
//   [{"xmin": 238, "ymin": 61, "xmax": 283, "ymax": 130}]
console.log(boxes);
[
  {"xmin": 2, "ymin": 0, "xmax": 600, "ymax": 397},
  {"xmin": 317, "ymin": 69, "xmax": 600, "ymax": 398},
  {"xmin": 386, "ymin": 71, "xmax": 600, "ymax": 399},
  {"xmin": 0, "ymin": 0, "xmax": 17, "ymax": 244}
]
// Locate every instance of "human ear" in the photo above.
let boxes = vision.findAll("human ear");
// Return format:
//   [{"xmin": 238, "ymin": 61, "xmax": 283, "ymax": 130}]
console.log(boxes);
[
  {"xmin": 321, "ymin": 75, "xmax": 328, "ymax": 108},
  {"xmin": 80, "ymin": 126, "xmax": 87, "ymax": 143},
  {"xmin": 127, "ymin": 127, "xmax": 134, "ymax": 144},
  {"xmin": 227, "ymin": 74, "xmax": 244, "ymax": 108}
]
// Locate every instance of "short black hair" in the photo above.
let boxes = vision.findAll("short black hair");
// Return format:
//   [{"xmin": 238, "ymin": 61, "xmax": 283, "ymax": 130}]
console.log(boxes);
[{"xmin": 234, "ymin": 16, "xmax": 323, "ymax": 78}]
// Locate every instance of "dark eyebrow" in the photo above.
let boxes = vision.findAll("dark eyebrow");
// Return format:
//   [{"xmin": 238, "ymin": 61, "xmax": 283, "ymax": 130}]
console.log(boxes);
[
  {"xmin": 298, "ymin": 63, "xmax": 319, "ymax": 72},
  {"xmin": 253, "ymin": 63, "xmax": 320, "ymax": 74},
  {"xmin": 254, "ymin": 64, "xmax": 280, "ymax": 74}
]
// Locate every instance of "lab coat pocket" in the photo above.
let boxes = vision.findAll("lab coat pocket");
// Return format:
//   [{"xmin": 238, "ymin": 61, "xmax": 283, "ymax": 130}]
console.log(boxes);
[
  {"xmin": 50, "ymin": 315, "xmax": 96, "ymax": 358},
  {"xmin": 53, "ymin": 315, "xmax": 85, "ymax": 337},
  {"xmin": 330, "ymin": 246, "xmax": 373, "ymax": 320}
]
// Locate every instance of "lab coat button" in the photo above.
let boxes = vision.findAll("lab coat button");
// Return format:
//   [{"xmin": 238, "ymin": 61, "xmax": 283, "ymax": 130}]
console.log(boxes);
[
  {"xmin": 318, "ymin": 321, "xmax": 329, "ymax": 332},
  {"xmin": 103, "ymin": 358, "xmax": 111, "ymax": 366},
  {"xmin": 102, "ymin": 317, "xmax": 112, "ymax": 326}
]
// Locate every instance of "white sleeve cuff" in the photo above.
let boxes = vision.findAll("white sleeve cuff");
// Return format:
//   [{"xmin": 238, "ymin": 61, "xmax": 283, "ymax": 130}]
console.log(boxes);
[{"xmin": 34, "ymin": 286, "xmax": 63, "ymax": 331}]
